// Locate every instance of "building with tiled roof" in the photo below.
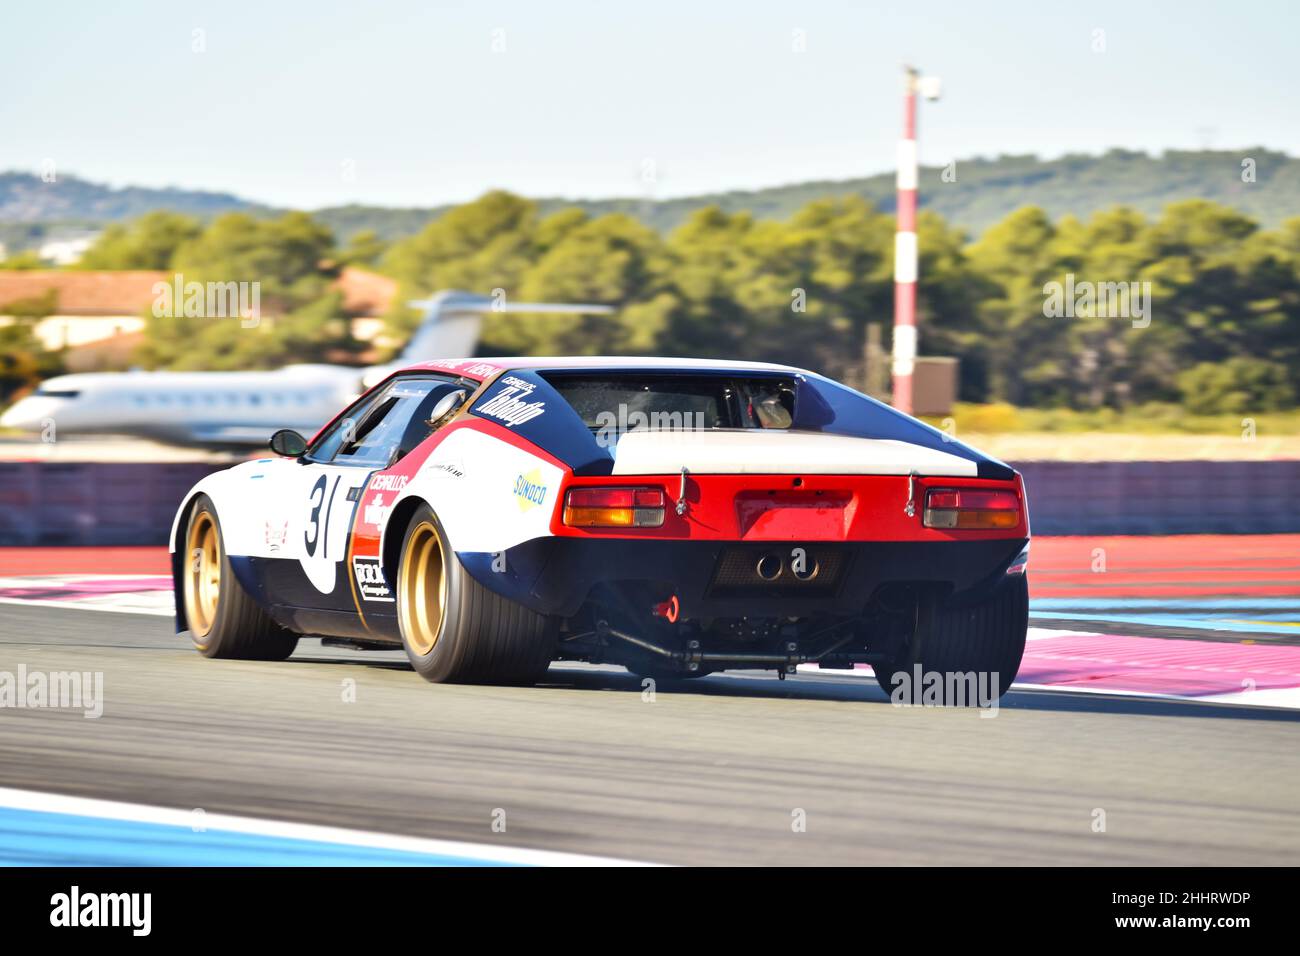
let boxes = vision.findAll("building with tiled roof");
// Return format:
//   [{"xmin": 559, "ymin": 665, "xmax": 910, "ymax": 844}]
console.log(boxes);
[{"xmin": 0, "ymin": 268, "xmax": 398, "ymax": 367}]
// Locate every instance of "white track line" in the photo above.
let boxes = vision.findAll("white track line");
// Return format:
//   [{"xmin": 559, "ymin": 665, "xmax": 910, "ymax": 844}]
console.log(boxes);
[
  {"xmin": 0, "ymin": 596, "xmax": 172, "ymax": 616},
  {"xmin": 0, "ymin": 575, "xmax": 174, "ymax": 616}
]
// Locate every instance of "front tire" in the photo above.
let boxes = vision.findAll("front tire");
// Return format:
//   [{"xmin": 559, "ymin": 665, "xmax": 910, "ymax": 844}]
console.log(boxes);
[
  {"xmin": 182, "ymin": 495, "xmax": 298, "ymax": 661},
  {"xmin": 396, "ymin": 504, "xmax": 556, "ymax": 685},
  {"xmin": 874, "ymin": 575, "xmax": 1028, "ymax": 705}
]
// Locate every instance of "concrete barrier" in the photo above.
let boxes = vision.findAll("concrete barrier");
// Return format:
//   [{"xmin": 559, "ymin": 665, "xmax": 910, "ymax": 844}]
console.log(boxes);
[
  {"xmin": 0, "ymin": 461, "xmax": 225, "ymax": 546},
  {"xmin": 0, "ymin": 459, "xmax": 1297, "ymax": 544}
]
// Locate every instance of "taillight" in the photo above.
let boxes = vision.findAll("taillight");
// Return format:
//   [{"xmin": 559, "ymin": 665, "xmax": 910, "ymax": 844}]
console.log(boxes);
[
  {"xmin": 563, "ymin": 487, "xmax": 665, "ymax": 528},
  {"xmin": 923, "ymin": 488, "xmax": 1020, "ymax": 530}
]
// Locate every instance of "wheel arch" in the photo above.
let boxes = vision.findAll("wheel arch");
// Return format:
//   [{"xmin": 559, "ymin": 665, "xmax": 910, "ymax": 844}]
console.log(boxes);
[
  {"xmin": 168, "ymin": 465, "xmax": 254, "ymax": 633},
  {"xmin": 381, "ymin": 494, "xmax": 432, "ymax": 584},
  {"xmin": 169, "ymin": 489, "xmax": 208, "ymax": 633}
]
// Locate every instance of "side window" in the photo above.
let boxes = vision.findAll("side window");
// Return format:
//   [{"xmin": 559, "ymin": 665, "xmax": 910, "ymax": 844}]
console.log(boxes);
[
  {"xmin": 307, "ymin": 388, "xmax": 390, "ymax": 464},
  {"xmin": 393, "ymin": 383, "xmax": 464, "ymax": 462},
  {"xmin": 308, "ymin": 378, "xmax": 456, "ymax": 466}
]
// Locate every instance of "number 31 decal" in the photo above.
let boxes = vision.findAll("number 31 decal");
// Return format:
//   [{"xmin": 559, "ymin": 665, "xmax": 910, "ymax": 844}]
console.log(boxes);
[{"xmin": 305, "ymin": 474, "xmax": 340, "ymax": 558}]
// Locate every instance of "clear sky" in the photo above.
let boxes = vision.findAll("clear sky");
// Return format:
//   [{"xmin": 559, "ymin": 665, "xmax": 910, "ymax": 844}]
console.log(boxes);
[{"xmin": 2, "ymin": 0, "xmax": 1294, "ymax": 209}]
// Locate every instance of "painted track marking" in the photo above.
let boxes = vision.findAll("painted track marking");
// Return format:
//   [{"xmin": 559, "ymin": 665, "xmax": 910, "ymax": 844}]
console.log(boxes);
[
  {"xmin": 5, "ymin": 575, "xmax": 1299, "ymax": 708},
  {"xmin": 0, "ymin": 787, "xmax": 651, "ymax": 867}
]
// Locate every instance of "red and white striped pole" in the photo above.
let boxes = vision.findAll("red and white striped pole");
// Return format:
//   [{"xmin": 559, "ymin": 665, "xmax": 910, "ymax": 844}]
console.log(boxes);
[{"xmin": 892, "ymin": 65, "xmax": 938, "ymax": 415}]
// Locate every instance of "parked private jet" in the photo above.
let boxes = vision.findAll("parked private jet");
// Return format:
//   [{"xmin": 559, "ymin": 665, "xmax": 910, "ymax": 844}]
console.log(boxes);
[{"xmin": 0, "ymin": 292, "xmax": 611, "ymax": 448}]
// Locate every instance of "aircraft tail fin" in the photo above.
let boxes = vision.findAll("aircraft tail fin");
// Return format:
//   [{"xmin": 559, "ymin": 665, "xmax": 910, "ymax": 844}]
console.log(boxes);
[{"xmin": 398, "ymin": 290, "xmax": 615, "ymax": 365}]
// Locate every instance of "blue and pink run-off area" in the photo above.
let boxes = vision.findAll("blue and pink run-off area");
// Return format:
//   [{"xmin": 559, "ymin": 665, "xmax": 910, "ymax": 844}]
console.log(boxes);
[{"xmin": 1, "ymin": 535, "xmax": 1298, "ymax": 707}]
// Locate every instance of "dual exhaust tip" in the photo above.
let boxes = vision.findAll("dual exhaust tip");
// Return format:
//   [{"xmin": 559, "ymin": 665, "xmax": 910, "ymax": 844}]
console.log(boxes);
[{"xmin": 755, "ymin": 552, "xmax": 818, "ymax": 583}]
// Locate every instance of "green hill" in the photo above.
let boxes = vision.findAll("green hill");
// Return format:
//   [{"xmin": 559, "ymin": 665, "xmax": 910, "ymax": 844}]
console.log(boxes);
[
  {"xmin": 310, "ymin": 148, "xmax": 1300, "ymax": 240},
  {"xmin": 2, "ymin": 149, "xmax": 1298, "ymax": 249},
  {"xmin": 0, "ymin": 171, "xmax": 266, "ymax": 223}
]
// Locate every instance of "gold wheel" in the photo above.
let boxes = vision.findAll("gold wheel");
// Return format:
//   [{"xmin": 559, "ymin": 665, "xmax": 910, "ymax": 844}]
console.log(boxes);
[
  {"xmin": 184, "ymin": 510, "xmax": 222, "ymax": 640},
  {"xmin": 398, "ymin": 520, "xmax": 447, "ymax": 657}
]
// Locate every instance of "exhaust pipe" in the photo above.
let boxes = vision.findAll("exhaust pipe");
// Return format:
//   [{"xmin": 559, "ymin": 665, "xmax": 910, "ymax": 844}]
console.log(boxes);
[{"xmin": 756, "ymin": 553, "xmax": 783, "ymax": 581}]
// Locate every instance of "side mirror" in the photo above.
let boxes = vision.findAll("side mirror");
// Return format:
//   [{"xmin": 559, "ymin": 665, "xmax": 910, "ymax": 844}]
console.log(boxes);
[
  {"xmin": 426, "ymin": 388, "xmax": 469, "ymax": 429},
  {"xmin": 269, "ymin": 428, "xmax": 308, "ymax": 458}
]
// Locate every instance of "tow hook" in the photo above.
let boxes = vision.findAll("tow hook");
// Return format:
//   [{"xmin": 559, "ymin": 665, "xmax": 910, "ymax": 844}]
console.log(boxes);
[
  {"xmin": 676, "ymin": 466, "xmax": 689, "ymax": 516},
  {"xmin": 652, "ymin": 595, "xmax": 680, "ymax": 623},
  {"xmin": 904, "ymin": 470, "xmax": 918, "ymax": 518}
]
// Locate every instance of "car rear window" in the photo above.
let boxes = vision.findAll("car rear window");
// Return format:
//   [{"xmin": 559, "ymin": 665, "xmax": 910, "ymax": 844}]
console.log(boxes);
[{"xmin": 540, "ymin": 373, "xmax": 796, "ymax": 435}]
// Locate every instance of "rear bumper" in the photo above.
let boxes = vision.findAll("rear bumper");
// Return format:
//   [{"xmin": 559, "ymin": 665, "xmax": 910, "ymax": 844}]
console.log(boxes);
[{"xmin": 459, "ymin": 536, "xmax": 1030, "ymax": 618}]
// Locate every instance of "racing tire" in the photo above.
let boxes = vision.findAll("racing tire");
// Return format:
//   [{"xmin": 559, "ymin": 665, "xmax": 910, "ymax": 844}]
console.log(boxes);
[
  {"xmin": 396, "ymin": 504, "xmax": 556, "ymax": 685},
  {"xmin": 182, "ymin": 494, "xmax": 299, "ymax": 661},
  {"xmin": 873, "ymin": 575, "xmax": 1028, "ymax": 706}
]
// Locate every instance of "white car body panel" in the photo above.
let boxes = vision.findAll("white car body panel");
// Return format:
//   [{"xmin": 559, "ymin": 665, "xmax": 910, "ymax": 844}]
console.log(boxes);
[
  {"xmin": 171, "ymin": 427, "xmax": 567, "ymax": 573},
  {"xmin": 609, "ymin": 430, "xmax": 979, "ymax": 477},
  {"xmin": 169, "ymin": 458, "xmax": 374, "ymax": 595},
  {"xmin": 386, "ymin": 427, "xmax": 565, "ymax": 556}
]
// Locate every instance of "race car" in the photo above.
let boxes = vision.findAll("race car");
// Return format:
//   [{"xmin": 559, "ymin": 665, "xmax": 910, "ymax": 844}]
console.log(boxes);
[{"xmin": 170, "ymin": 357, "xmax": 1030, "ymax": 702}]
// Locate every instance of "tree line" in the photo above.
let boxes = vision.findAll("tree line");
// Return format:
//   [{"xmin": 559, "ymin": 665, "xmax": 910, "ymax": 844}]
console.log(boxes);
[{"xmin": 3, "ymin": 192, "xmax": 1298, "ymax": 413}]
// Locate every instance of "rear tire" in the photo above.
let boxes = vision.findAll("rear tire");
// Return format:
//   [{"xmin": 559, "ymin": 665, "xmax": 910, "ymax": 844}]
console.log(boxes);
[
  {"xmin": 396, "ymin": 504, "xmax": 556, "ymax": 685},
  {"xmin": 182, "ymin": 494, "xmax": 299, "ymax": 661},
  {"xmin": 874, "ymin": 575, "xmax": 1027, "ymax": 705}
]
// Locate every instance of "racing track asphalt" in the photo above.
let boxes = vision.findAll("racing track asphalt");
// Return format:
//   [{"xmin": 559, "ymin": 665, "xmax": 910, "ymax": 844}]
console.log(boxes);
[{"xmin": 1, "ymin": 601, "xmax": 1298, "ymax": 866}]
